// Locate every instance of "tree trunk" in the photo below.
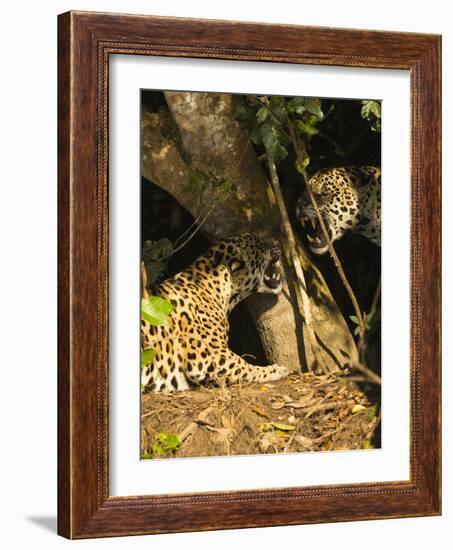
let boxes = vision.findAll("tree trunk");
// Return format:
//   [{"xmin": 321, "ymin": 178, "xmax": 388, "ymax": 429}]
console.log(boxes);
[{"xmin": 141, "ymin": 91, "xmax": 358, "ymax": 372}]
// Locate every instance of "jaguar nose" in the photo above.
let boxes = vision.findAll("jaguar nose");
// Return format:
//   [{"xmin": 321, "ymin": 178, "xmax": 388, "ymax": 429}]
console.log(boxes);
[
  {"xmin": 267, "ymin": 238, "xmax": 279, "ymax": 248},
  {"xmin": 266, "ymin": 239, "xmax": 281, "ymax": 260}
]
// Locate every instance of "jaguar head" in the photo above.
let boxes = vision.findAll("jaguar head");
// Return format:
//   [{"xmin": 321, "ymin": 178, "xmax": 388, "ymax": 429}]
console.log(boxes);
[
  {"xmin": 296, "ymin": 169, "xmax": 361, "ymax": 254},
  {"xmin": 207, "ymin": 233, "xmax": 284, "ymax": 308}
]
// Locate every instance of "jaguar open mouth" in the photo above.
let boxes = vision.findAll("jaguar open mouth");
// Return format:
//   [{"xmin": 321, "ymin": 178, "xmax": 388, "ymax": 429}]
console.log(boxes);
[
  {"xmin": 300, "ymin": 216, "xmax": 330, "ymax": 255},
  {"xmin": 264, "ymin": 258, "xmax": 281, "ymax": 289},
  {"xmin": 260, "ymin": 255, "xmax": 283, "ymax": 293}
]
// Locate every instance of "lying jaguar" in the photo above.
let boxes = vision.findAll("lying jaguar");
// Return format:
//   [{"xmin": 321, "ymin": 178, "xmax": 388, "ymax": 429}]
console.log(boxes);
[
  {"xmin": 141, "ymin": 233, "xmax": 289, "ymax": 392},
  {"xmin": 296, "ymin": 166, "xmax": 381, "ymax": 254}
]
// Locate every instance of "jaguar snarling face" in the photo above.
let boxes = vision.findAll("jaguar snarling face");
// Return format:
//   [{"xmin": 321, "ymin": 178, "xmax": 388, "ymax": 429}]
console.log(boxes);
[
  {"xmin": 296, "ymin": 167, "xmax": 379, "ymax": 255},
  {"xmin": 207, "ymin": 233, "xmax": 284, "ymax": 307}
]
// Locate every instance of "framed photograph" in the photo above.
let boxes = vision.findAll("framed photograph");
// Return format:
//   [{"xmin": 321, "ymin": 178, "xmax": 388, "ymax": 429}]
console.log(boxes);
[{"xmin": 58, "ymin": 11, "xmax": 441, "ymax": 538}]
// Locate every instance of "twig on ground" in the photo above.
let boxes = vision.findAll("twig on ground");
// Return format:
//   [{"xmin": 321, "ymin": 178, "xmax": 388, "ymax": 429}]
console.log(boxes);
[{"xmin": 305, "ymin": 399, "xmax": 356, "ymax": 419}]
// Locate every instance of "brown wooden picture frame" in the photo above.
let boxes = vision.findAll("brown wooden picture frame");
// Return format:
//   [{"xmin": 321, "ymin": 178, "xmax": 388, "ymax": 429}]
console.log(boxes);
[{"xmin": 58, "ymin": 10, "xmax": 441, "ymax": 539}]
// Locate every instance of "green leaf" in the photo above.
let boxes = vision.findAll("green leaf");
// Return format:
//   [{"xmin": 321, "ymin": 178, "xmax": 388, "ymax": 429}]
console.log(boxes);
[
  {"xmin": 269, "ymin": 96, "xmax": 287, "ymax": 122},
  {"xmin": 188, "ymin": 169, "xmax": 210, "ymax": 191},
  {"xmin": 303, "ymin": 98, "xmax": 324, "ymax": 120},
  {"xmin": 234, "ymin": 103, "xmax": 256, "ymax": 126},
  {"xmin": 261, "ymin": 120, "xmax": 288, "ymax": 163},
  {"xmin": 152, "ymin": 432, "xmax": 181, "ymax": 457},
  {"xmin": 287, "ymin": 97, "xmax": 307, "ymax": 115},
  {"xmin": 141, "ymin": 452, "xmax": 153, "ymax": 459},
  {"xmin": 159, "ymin": 433, "xmax": 181, "ymax": 450},
  {"xmin": 152, "ymin": 442, "xmax": 166, "ymax": 457},
  {"xmin": 141, "ymin": 348, "xmax": 157, "ymax": 367},
  {"xmin": 270, "ymin": 422, "xmax": 296, "ymax": 431},
  {"xmin": 256, "ymin": 106, "xmax": 269, "ymax": 124},
  {"xmin": 361, "ymin": 100, "xmax": 381, "ymax": 132},
  {"xmin": 295, "ymin": 119, "xmax": 319, "ymax": 136},
  {"xmin": 368, "ymin": 404, "xmax": 379, "ymax": 419},
  {"xmin": 251, "ymin": 125, "xmax": 263, "ymax": 145},
  {"xmin": 349, "ymin": 315, "xmax": 360, "ymax": 325},
  {"xmin": 295, "ymin": 157, "xmax": 310, "ymax": 174},
  {"xmin": 141, "ymin": 296, "xmax": 174, "ymax": 326}
]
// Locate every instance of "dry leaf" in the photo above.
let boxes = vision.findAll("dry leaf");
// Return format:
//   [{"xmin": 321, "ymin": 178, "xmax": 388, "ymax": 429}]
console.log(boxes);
[
  {"xmin": 295, "ymin": 435, "xmax": 314, "ymax": 448},
  {"xmin": 270, "ymin": 422, "xmax": 296, "ymax": 431},
  {"xmin": 221, "ymin": 414, "xmax": 233, "ymax": 429},
  {"xmin": 253, "ymin": 406, "xmax": 270, "ymax": 419}
]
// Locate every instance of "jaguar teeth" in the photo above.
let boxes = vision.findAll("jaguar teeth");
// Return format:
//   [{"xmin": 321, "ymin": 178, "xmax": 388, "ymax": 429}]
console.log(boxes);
[
  {"xmin": 311, "ymin": 219, "xmax": 316, "ymax": 230},
  {"xmin": 308, "ymin": 235, "xmax": 323, "ymax": 246}
]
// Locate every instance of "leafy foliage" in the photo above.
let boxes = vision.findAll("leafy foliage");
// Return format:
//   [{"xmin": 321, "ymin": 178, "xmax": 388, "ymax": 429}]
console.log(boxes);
[
  {"xmin": 259, "ymin": 120, "xmax": 289, "ymax": 163},
  {"xmin": 140, "ymin": 296, "xmax": 174, "ymax": 384},
  {"xmin": 349, "ymin": 310, "xmax": 379, "ymax": 336},
  {"xmin": 148, "ymin": 432, "xmax": 182, "ymax": 458},
  {"xmin": 235, "ymin": 95, "xmax": 325, "ymax": 168},
  {"xmin": 361, "ymin": 100, "xmax": 381, "ymax": 132},
  {"xmin": 141, "ymin": 295, "xmax": 174, "ymax": 326},
  {"xmin": 141, "ymin": 348, "xmax": 157, "ymax": 367},
  {"xmin": 368, "ymin": 403, "xmax": 379, "ymax": 419},
  {"xmin": 184, "ymin": 167, "xmax": 234, "ymax": 200}
]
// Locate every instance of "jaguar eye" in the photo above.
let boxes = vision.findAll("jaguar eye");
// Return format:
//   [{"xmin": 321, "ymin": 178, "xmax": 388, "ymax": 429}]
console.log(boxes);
[{"xmin": 230, "ymin": 260, "xmax": 245, "ymax": 272}]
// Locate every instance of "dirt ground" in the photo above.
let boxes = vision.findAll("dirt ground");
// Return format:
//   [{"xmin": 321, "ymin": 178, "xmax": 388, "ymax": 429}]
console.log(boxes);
[{"xmin": 141, "ymin": 372, "xmax": 380, "ymax": 459}]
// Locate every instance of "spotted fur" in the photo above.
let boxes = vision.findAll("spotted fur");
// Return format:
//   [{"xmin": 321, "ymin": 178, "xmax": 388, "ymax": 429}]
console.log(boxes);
[
  {"xmin": 141, "ymin": 233, "xmax": 289, "ymax": 393},
  {"xmin": 296, "ymin": 166, "xmax": 381, "ymax": 255}
]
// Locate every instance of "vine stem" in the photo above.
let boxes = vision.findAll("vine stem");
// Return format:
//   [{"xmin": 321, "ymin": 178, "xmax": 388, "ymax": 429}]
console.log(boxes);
[
  {"xmin": 170, "ymin": 199, "xmax": 218, "ymax": 255},
  {"xmin": 265, "ymin": 152, "xmax": 333, "ymax": 375}
]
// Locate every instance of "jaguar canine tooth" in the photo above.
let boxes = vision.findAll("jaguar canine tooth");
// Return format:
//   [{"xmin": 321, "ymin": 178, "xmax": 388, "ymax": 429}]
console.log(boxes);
[
  {"xmin": 307, "ymin": 235, "xmax": 315, "ymax": 243},
  {"xmin": 311, "ymin": 219, "xmax": 316, "ymax": 230}
]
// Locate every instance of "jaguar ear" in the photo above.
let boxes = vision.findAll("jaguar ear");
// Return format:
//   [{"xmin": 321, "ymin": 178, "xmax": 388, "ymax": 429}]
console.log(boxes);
[
  {"xmin": 230, "ymin": 259, "xmax": 245, "ymax": 272},
  {"xmin": 213, "ymin": 251, "xmax": 223, "ymax": 268}
]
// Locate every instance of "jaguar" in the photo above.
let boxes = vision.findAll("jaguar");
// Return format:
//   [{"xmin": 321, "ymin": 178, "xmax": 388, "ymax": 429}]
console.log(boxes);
[{"xmin": 141, "ymin": 233, "xmax": 289, "ymax": 392}]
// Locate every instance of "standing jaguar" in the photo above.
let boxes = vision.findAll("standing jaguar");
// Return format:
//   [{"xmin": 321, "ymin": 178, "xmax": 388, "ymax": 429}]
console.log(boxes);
[
  {"xmin": 296, "ymin": 166, "xmax": 381, "ymax": 254},
  {"xmin": 141, "ymin": 233, "xmax": 289, "ymax": 393}
]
